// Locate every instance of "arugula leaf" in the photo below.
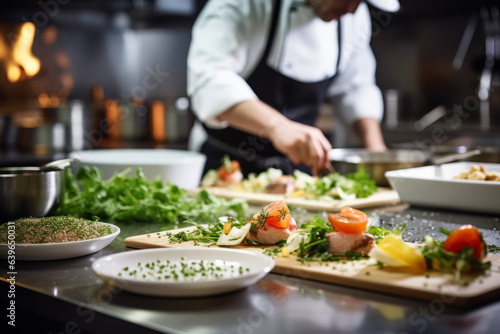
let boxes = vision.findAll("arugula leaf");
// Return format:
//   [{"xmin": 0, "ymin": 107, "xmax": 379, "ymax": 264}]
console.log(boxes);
[
  {"xmin": 56, "ymin": 166, "xmax": 248, "ymax": 224},
  {"xmin": 301, "ymin": 215, "xmax": 333, "ymax": 232},
  {"xmin": 366, "ymin": 223, "xmax": 406, "ymax": 243},
  {"xmin": 346, "ymin": 168, "xmax": 378, "ymax": 198}
]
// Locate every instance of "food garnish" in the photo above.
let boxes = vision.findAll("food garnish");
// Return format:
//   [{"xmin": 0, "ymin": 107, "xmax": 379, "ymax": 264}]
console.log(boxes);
[
  {"xmin": 201, "ymin": 155, "xmax": 243, "ymax": 187},
  {"xmin": 256, "ymin": 200, "xmax": 291, "ymax": 229},
  {"xmin": 216, "ymin": 217, "xmax": 251, "ymax": 246},
  {"xmin": 442, "ymin": 225, "xmax": 486, "ymax": 260},
  {"xmin": 118, "ymin": 258, "xmax": 250, "ymax": 281},
  {"xmin": 368, "ymin": 234, "xmax": 427, "ymax": 274},
  {"xmin": 420, "ymin": 225, "xmax": 491, "ymax": 280},
  {"xmin": 371, "ymin": 224, "xmax": 491, "ymax": 280},
  {"xmin": 328, "ymin": 207, "xmax": 370, "ymax": 235},
  {"xmin": 56, "ymin": 166, "xmax": 247, "ymax": 224}
]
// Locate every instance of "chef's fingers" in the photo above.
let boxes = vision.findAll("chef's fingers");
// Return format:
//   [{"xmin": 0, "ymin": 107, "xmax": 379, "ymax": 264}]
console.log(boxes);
[{"xmin": 309, "ymin": 128, "xmax": 332, "ymax": 171}]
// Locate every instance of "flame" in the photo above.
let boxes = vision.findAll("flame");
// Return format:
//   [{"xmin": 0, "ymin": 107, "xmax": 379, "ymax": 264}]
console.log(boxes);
[{"xmin": 1, "ymin": 22, "xmax": 41, "ymax": 82}]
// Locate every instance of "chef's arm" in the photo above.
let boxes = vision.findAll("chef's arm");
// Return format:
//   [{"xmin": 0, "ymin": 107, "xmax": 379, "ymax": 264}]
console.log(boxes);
[
  {"xmin": 217, "ymin": 99, "xmax": 332, "ymax": 175},
  {"xmin": 354, "ymin": 118, "xmax": 386, "ymax": 151}
]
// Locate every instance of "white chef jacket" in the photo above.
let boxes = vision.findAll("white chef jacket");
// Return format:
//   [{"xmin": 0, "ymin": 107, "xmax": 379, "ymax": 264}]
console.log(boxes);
[{"xmin": 187, "ymin": 0, "xmax": 384, "ymax": 150}]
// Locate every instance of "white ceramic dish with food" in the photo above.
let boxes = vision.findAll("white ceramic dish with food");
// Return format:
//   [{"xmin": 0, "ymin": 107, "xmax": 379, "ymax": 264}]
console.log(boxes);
[
  {"xmin": 92, "ymin": 247, "xmax": 275, "ymax": 297},
  {"xmin": 385, "ymin": 162, "xmax": 500, "ymax": 214},
  {"xmin": 70, "ymin": 149, "xmax": 206, "ymax": 189},
  {"xmin": 0, "ymin": 223, "xmax": 120, "ymax": 261}
]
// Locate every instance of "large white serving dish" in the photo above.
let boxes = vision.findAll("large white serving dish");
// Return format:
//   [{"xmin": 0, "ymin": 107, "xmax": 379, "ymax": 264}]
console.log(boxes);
[
  {"xmin": 385, "ymin": 162, "xmax": 500, "ymax": 214},
  {"xmin": 70, "ymin": 149, "xmax": 206, "ymax": 189},
  {"xmin": 0, "ymin": 223, "xmax": 120, "ymax": 261},
  {"xmin": 92, "ymin": 247, "xmax": 275, "ymax": 297}
]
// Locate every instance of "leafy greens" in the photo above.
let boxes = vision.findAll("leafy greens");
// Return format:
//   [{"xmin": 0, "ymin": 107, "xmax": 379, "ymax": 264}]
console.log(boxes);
[{"xmin": 56, "ymin": 166, "xmax": 248, "ymax": 224}]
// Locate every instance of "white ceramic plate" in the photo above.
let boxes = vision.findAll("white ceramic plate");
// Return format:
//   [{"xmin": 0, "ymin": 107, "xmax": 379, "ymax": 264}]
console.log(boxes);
[
  {"xmin": 92, "ymin": 248, "xmax": 275, "ymax": 297},
  {"xmin": 385, "ymin": 162, "xmax": 500, "ymax": 214},
  {"xmin": 70, "ymin": 149, "xmax": 206, "ymax": 189},
  {"xmin": 0, "ymin": 223, "xmax": 120, "ymax": 261}
]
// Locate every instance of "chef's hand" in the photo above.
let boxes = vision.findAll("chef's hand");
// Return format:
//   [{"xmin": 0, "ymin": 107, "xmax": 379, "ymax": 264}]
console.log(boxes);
[
  {"xmin": 268, "ymin": 118, "xmax": 332, "ymax": 176},
  {"xmin": 217, "ymin": 99, "xmax": 332, "ymax": 176}
]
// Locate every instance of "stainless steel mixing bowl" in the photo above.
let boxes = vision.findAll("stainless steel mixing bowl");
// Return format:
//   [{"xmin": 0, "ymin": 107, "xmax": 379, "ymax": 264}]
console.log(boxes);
[{"xmin": 0, "ymin": 167, "xmax": 63, "ymax": 223}]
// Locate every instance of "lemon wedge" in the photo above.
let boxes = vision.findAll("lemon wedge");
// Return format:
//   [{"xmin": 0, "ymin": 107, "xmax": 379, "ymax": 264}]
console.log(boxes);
[{"xmin": 369, "ymin": 235, "xmax": 427, "ymax": 274}]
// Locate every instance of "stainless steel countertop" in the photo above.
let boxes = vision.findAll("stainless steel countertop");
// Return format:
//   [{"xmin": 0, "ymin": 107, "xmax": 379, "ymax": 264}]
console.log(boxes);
[{"xmin": 3, "ymin": 203, "xmax": 500, "ymax": 334}]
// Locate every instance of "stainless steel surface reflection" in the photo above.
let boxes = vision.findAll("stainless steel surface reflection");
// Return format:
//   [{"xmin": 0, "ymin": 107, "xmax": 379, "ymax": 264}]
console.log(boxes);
[{"xmin": 3, "ymin": 205, "xmax": 500, "ymax": 334}]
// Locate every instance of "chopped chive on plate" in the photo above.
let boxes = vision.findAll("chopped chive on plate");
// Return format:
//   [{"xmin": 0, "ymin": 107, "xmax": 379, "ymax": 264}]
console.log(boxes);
[{"xmin": 92, "ymin": 247, "xmax": 275, "ymax": 297}]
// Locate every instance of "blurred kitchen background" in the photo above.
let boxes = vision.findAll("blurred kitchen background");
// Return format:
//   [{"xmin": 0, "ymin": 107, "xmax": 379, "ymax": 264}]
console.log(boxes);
[{"xmin": 0, "ymin": 0, "xmax": 499, "ymax": 167}]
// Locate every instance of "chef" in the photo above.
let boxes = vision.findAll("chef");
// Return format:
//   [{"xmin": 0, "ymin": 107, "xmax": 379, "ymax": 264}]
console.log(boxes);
[{"xmin": 187, "ymin": 0, "xmax": 400, "ymax": 175}]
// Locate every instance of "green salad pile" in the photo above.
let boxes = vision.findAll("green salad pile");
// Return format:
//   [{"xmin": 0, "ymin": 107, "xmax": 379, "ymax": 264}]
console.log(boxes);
[{"xmin": 56, "ymin": 166, "xmax": 248, "ymax": 224}]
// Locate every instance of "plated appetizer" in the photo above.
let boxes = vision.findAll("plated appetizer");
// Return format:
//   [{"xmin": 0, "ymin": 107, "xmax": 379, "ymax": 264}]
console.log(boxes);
[
  {"xmin": 165, "ymin": 202, "xmax": 492, "ymax": 281},
  {"xmin": 201, "ymin": 157, "xmax": 378, "ymax": 200}
]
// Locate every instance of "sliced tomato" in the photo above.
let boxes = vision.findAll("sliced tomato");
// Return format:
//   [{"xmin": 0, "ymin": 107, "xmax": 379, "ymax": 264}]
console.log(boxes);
[
  {"xmin": 443, "ymin": 225, "xmax": 486, "ymax": 260},
  {"xmin": 217, "ymin": 160, "xmax": 241, "ymax": 178},
  {"xmin": 261, "ymin": 201, "xmax": 291, "ymax": 229},
  {"xmin": 328, "ymin": 207, "xmax": 369, "ymax": 235}
]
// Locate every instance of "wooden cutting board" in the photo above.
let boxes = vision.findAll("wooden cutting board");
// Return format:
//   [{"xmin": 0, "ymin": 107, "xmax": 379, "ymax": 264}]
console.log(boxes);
[
  {"xmin": 192, "ymin": 187, "xmax": 400, "ymax": 211},
  {"xmin": 125, "ymin": 226, "xmax": 500, "ymax": 307}
]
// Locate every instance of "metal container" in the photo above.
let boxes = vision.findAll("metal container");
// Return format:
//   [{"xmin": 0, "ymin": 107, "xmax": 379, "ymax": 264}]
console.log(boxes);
[
  {"xmin": 0, "ymin": 168, "xmax": 62, "ymax": 223},
  {"xmin": 329, "ymin": 148, "xmax": 481, "ymax": 187}
]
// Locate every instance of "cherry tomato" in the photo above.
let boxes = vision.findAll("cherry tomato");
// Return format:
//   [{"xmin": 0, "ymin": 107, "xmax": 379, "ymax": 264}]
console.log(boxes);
[
  {"xmin": 261, "ymin": 201, "xmax": 291, "ymax": 229},
  {"xmin": 443, "ymin": 225, "xmax": 486, "ymax": 260},
  {"xmin": 328, "ymin": 207, "xmax": 369, "ymax": 235},
  {"xmin": 217, "ymin": 160, "xmax": 241, "ymax": 178}
]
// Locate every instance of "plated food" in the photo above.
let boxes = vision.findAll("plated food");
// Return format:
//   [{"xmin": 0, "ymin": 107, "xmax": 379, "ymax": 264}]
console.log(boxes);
[
  {"xmin": 202, "ymin": 156, "xmax": 378, "ymax": 201},
  {"xmin": 92, "ymin": 248, "xmax": 275, "ymax": 297},
  {"xmin": 453, "ymin": 164, "xmax": 500, "ymax": 182},
  {"xmin": 0, "ymin": 216, "xmax": 112, "ymax": 244},
  {"xmin": 0, "ymin": 216, "xmax": 120, "ymax": 261},
  {"xmin": 160, "ymin": 201, "xmax": 492, "ymax": 281},
  {"xmin": 385, "ymin": 162, "xmax": 500, "ymax": 214}
]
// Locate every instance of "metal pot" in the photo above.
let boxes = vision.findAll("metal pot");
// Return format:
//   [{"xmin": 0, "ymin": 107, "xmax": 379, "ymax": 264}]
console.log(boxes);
[
  {"xmin": 0, "ymin": 167, "xmax": 63, "ymax": 223},
  {"xmin": 329, "ymin": 148, "xmax": 481, "ymax": 187}
]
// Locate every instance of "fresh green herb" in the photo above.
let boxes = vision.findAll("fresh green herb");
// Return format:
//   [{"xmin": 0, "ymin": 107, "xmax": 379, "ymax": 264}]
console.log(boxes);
[
  {"xmin": 56, "ymin": 166, "xmax": 248, "ymax": 224},
  {"xmin": 118, "ymin": 259, "xmax": 247, "ymax": 281},
  {"xmin": 345, "ymin": 168, "xmax": 378, "ymax": 198},
  {"xmin": 166, "ymin": 218, "xmax": 246, "ymax": 245},
  {"xmin": 487, "ymin": 244, "xmax": 500, "ymax": 253},
  {"xmin": 439, "ymin": 227, "xmax": 452, "ymax": 236},
  {"xmin": 221, "ymin": 155, "xmax": 233, "ymax": 172},
  {"xmin": 367, "ymin": 223, "xmax": 406, "ymax": 243}
]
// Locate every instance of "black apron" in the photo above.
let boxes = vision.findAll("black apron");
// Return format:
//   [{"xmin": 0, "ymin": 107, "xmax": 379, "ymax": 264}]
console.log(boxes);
[{"xmin": 200, "ymin": 0, "xmax": 342, "ymax": 176}]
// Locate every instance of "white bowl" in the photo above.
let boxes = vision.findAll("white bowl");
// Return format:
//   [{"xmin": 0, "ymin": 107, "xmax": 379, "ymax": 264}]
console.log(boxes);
[
  {"xmin": 70, "ymin": 149, "xmax": 206, "ymax": 189},
  {"xmin": 385, "ymin": 162, "xmax": 500, "ymax": 214}
]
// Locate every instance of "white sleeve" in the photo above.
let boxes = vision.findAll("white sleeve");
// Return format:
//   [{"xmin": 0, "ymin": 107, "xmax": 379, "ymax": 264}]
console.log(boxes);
[
  {"xmin": 187, "ymin": 0, "xmax": 270, "ymax": 128},
  {"xmin": 327, "ymin": 3, "xmax": 384, "ymax": 126}
]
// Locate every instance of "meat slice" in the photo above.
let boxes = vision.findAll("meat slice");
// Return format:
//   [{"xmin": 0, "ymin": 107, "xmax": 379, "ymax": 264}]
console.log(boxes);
[
  {"xmin": 325, "ymin": 232, "xmax": 375, "ymax": 255},
  {"xmin": 246, "ymin": 218, "xmax": 297, "ymax": 245},
  {"xmin": 265, "ymin": 176, "xmax": 296, "ymax": 195}
]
